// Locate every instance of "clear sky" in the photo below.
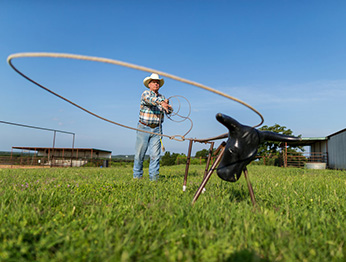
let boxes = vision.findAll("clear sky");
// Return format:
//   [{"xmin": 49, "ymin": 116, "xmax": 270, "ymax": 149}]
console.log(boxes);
[{"xmin": 1, "ymin": 1, "xmax": 346, "ymax": 155}]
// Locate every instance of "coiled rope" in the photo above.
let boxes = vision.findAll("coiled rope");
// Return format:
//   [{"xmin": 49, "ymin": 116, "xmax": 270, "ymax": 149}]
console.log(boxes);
[{"xmin": 7, "ymin": 52, "xmax": 264, "ymax": 142}]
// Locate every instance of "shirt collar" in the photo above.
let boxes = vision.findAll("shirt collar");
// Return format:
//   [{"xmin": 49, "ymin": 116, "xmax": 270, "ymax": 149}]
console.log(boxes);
[{"xmin": 150, "ymin": 90, "xmax": 161, "ymax": 97}]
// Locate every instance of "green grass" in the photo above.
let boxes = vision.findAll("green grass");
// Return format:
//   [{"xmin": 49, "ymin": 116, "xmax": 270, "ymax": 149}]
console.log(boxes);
[{"xmin": 0, "ymin": 165, "xmax": 345, "ymax": 261}]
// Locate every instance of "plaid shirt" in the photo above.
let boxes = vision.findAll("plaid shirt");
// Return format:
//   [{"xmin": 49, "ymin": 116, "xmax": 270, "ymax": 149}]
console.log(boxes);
[{"xmin": 138, "ymin": 90, "xmax": 167, "ymax": 125}]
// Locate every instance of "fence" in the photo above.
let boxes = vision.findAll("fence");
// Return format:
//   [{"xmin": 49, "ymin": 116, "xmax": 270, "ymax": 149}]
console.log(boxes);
[
  {"xmin": 1, "ymin": 152, "xmax": 329, "ymax": 169},
  {"xmin": 285, "ymin": 151, "xmax": 328, "ymax": 168},
  {"xmin": 257, "ymin": 151, "xmax": 328, "ymax": 168},
  {"xmin": 0, "ymin": 155, "xmax": 110, "ymax": 168}
]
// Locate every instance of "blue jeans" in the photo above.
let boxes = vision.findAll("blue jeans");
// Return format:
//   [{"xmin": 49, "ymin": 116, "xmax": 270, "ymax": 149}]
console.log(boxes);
[{"xmin": 133, "ymin": 123, "xmax": 162, "ymax": 181}]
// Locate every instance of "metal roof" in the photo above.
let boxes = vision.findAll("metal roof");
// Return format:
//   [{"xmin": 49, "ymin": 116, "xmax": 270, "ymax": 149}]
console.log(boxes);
[
  {"xmin": 327, "ymin": 128, "xmax": 346, "ymax": 138},
  {"xmin": 288, "ymin": 127, "xmax": 346, "ymax": 145},
  {"xmin": 284, "ymin": 137, "xmax": 327, "ymax": 146}
]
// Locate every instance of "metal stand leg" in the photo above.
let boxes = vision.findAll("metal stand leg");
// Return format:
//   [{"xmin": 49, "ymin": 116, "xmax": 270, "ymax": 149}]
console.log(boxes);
[
  {"xmin": 200, "ymin": 142, "xmax": 215, "ymax": 194},
  {"xmin": 203, "ymin": 142, "xmax": 215, "ymax": 178},
  {"xmin": 243, "ymin": 167, "xmax": 256, "ymax": 207},
  {"xmin": 191, "ymin": 144, "xmax": 257, "ymax": 206},
  {"xmin": 183, "ymin": 140, "xmax": 193, "ymax": 191},
  {"xmin": 192, "ymin": 142, "xmax": 226, "ymax": 204}
]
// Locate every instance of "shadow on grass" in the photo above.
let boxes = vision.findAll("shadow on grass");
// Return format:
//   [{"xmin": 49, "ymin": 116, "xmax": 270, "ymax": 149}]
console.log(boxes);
[
  {"xmin": 160, "ymin": 170, "xmax": 202, "ymax": 179},
  {"xmin": 225, "ymin": 249, "xmax": 270, "ymax": 262},
  {"xmin": 228, "ymin": 186, "xmax": 251, "ymax": 203}
]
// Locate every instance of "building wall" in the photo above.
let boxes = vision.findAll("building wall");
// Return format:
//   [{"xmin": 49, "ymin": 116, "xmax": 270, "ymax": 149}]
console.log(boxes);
[
  {"xmin": 328, "ymin": 131, "xmax": 346, "ymax": 170},
  {"xmin": 95, "ymin": 151, "xmax": 112, "ymax": 159},
  {"xmin": 49, "ymin": 159, "xmax": 88, "ymax": 167},
  {"xmin": 37, "ymin": 149, "xmax": 111, "ymax": 159},
  {"xmin": 311, "ymin": 141, "xmax": 327, "ymax": 153}
]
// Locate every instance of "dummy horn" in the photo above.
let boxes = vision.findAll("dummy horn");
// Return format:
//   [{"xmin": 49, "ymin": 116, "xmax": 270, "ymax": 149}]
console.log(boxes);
[{"xmin": 259, "ymin": 131, "xmax": 302, "ymax": 142}]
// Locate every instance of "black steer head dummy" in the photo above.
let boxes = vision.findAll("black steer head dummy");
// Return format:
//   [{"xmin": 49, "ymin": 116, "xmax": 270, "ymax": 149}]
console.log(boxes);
[{"xmin": 216, "ymin": 113, "xmax": 302, "ymax": 182}]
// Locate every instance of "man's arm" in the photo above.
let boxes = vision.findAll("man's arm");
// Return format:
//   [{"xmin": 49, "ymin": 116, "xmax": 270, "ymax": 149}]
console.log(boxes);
[
  {"xmin": 141, "ymin": 90, "xmax": 161, "ymax": 106},
  {"xmin": 160, "ymin": 99, "xmax": 173, "ymax": 114},
  {"xmin": 142, "ymin": 91, "xmax": 172, "ymax": 113}
]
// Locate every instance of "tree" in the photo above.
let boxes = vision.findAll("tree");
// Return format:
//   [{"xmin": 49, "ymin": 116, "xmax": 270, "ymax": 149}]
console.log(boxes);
[
  {"xmin": 161, "ymin": 151, "xmax": 180, "ymax": 166},
  {"xmin": 257, "ymin": 124, "xmax": 303, "ymax": 157},
  {"xmin": 175, "ymin": 153, "xmax": 187, "ymax": 165},
  {"xmin": 195, "ymin": 149, "xmax": 209, "ymax": 159}
]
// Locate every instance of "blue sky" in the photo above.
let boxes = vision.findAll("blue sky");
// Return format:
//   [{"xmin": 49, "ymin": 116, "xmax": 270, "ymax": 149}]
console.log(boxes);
[{"xmin": 1, "ymin": 1, "xmax": 346, "ymax": 155}]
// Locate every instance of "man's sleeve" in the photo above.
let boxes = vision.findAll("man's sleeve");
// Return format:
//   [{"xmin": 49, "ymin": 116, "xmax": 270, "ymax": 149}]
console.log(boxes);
[{"xmin": 141, "ymin": 90, "xmax": 161, "ymax": 106}]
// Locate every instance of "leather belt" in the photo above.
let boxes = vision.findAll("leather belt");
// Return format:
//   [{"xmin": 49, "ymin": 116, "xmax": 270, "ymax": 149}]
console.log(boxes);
[{"xmin": 139, "ymin": 121, "xmax": 159, "ymax": 128}]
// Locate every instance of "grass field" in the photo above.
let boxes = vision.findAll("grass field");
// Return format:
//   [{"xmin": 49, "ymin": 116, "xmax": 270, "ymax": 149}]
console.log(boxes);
[{"xmin": 0, "ymin": 164, "xmax": 345, "ymax": 261}]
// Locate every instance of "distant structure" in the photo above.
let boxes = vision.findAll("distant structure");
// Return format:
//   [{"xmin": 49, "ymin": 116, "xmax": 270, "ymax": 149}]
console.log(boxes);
[
  {"xmin": 322, "ymin": 128, "xmax": 346, "ymax": 170},
  {"xmin": 11, "ymin": 147, "xmax": 112, "ymax": 167},
  {"xmin": 287, "ymin": 128, "xmax": 346, "ymax": 170},
  {"xmin": 0, "ymin": 120, "xmax": 75, "ymax": 148}
]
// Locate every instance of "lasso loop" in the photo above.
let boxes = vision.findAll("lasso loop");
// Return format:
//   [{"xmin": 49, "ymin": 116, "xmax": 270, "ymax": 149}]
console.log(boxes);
[
  {"xmin": 7, "ymin": 52, "xmax": 264, "ymax": 142},
  {"xmin": 167, "ymin": 95, "xmax": 192, "ymax": 122}
]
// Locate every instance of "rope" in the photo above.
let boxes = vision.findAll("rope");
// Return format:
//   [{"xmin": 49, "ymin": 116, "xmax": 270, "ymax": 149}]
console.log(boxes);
[
  {"xmin": 166, "ymin": 95, "xmax": 194, "ymax": 138},
  {"xmin": 7, "ymin": 52, "xmax": 264, "ymax": 142}
]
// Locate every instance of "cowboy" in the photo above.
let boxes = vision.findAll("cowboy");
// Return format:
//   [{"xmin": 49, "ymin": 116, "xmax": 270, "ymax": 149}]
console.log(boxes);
[{"xmin": 133, "ymin": 73, "xmax": 173, "ymax": 181}]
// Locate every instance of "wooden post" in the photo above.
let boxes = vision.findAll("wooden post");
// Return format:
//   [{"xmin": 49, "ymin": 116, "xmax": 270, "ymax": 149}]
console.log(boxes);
[
  {"xmin": 10, "ymin": 147, "xmax": 13, "ymax": 168},
  {"xmin": 71, "ymin": 134, "xmax": 75, "ymax": 167},
  {"xmin": 284, "ymin": 142, "xmax": 287, "ymax": 167},
  {"xmin": 51, "ymin": 131, "xmax": 56, "ymax": 167}
]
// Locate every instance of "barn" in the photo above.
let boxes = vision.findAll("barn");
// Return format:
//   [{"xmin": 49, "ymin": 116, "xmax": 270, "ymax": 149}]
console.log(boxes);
[
  {"xmin": 10, "ymin": 147, "xmax": 112, "ymax": 167},
  {"xmin": 288, "ymin": 128, "xmax": 346, "ymax": 170},
  {"xmin": 326, "ymin": 128, "xmax": 346, "ymax": 170}
]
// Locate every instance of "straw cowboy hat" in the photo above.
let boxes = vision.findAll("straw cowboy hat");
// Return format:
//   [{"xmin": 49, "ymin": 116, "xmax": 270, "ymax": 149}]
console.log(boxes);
[{"xmin": 143, "ymin": 73, "xmax": 164, "ymax": 88}]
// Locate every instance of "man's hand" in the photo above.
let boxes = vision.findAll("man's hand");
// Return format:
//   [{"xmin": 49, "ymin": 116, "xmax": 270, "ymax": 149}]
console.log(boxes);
[{"xmin": 161, "ymin": 99, "xmax": 172, "ymax": 113}]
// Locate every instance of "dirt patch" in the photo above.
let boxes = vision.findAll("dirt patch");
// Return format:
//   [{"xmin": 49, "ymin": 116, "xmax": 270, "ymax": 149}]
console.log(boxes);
[{"xmin": 0, "ymin": 165, "xmax": 51, "ymax": 169}]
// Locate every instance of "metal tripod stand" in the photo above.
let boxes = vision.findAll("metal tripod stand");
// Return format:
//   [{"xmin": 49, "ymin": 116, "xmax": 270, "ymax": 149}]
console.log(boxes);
[{"xmin": 182, "ymin": 141, "xmax": 257, "ymax": 206}]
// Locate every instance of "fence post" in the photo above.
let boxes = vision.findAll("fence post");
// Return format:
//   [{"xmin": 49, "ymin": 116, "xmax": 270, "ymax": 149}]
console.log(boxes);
[{"xmin": 284, "ymin": 142, "xmax": 288, "ymax": 168}]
